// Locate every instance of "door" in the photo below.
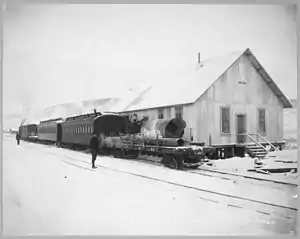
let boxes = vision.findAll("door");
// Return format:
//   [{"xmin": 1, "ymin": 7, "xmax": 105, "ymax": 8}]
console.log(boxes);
[
  {"xmin": 236, "ymin": 114, "xmax": 246, "ymax": 143},
  {"xmin": 57, "ymin": 123, "xmax": 62, "ymax": 143}
]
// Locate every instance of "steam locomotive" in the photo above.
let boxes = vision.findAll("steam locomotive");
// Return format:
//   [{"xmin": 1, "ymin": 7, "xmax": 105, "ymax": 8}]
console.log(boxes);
[{"xmin": 19, "ymin": 111, "xmax": 206, "ymax": 170}]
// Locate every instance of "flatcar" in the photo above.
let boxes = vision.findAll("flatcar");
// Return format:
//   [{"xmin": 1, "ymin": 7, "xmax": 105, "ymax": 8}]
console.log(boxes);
[
  {"xmin": 38, "ymin": 118, "xmax": 64, "ymax": 145},
  {"xmin": 99, "ymin": 117, "xmax": 205, "ymax": 169},
  {"xmin": 19, "ymin": 124, "xmax": 38, "ymax": 141}
]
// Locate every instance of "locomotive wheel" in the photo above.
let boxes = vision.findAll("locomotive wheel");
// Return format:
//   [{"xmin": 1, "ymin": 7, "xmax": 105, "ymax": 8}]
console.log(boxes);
[
  {"xmin": 163, "ymin": 154, "xmax": 178, "ymax": 169},
  {"xmin": 176, "ymin": 155, "xmax": 184, "ymax": 170},
  {"xmin": 169, "ymin": 156, "xmax": 178, "ymax": 169},
  {"xmin": 113, "ymin": 148, "xmax": 123, "ymax": 158}
]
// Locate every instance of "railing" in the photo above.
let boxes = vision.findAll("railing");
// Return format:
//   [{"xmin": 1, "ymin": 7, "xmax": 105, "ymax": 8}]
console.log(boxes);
[
  {"xmin": 255, "ymin": 133, "xmax": 279, "ymax": 151},
  {"xmin": 240, "ymin": 133, "xmax": 268, "ymax": 152},
  {"xmin": 245, "ymin": 133, "xmax": 279, "ymax": 152},
  {"xmin": 238, "ymin": 133, "xmax": 279, "ymax": 152}
]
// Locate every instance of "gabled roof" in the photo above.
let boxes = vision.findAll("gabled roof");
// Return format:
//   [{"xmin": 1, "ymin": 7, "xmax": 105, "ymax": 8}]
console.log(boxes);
[
  {"xmin": 243, "ymin": 48, "xmax": 293, "ymax": 108},
  {"xmin": 122, "ymin": 48, "xmax": 292, "ymax": 112}
]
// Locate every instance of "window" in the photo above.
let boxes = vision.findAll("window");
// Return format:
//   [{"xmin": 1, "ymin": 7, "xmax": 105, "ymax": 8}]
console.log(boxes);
[
  {"xmin": 221, "ymin": 107, "xmax": 230, "ymax": 133},
  {"xmin": 157, "ymin": 109, "xmax": 164, "ymax": 119},
  {"xmin": 258, "ymin": 109, "xmax": 266, "ymax": 134},
  {"xmin": 175, "ymin": 106, "xmax": 183, "ymax": 119}
]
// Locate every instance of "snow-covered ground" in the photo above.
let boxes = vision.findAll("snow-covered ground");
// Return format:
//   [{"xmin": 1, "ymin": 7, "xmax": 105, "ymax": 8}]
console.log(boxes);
[
  {"xmin": 204, "ymin": 150, "xmax": 298, "ymax": 185},
  {"xmin": 3, "ymin": 134, "xmax": 296, "ymax": 236}
]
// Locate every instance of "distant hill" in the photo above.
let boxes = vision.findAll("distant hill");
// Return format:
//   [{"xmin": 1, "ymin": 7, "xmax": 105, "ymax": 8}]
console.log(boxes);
[
  {"xmin": 7, "ymin": 97, "xmax": 135, "ymax": 127},
  {"xmin": 40, "ymin": 98, "xmax": 125, "ymax": 121}
]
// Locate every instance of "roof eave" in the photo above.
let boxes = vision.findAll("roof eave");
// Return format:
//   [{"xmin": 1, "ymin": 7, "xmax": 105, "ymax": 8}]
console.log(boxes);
[
  {"xmin": 245, "ymin": 49, "xmax": 293, "ymax": 109},
  {"xmin": 121, "ymin": 102, "xmax": 194, "ymax": 113},
  {"xmin": 282, "ymin": 98, "xmax": 294, "ymax": 108}
]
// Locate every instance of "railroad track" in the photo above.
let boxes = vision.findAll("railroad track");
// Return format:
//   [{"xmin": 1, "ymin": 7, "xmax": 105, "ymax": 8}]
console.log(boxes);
[
  {"xmin": 16, "ymin": 139, "xmax": 297, "ymax": 220},
  {"xmin": 187, "ymin": 168, "xmax": 297, "ymax": 188},
  {"xmin": 61, "ymin": 154, "xmax": 297, "ymax": 219},
  {"xmin": 62, "ymin": 144, "xmax": 296, "ymax": 189},
  {"xmin": 18, "ymin": 141, "xmax": 297, "ymax": 219},
  {"xmin": 78, "ymin": 147, "xmax": 298, "ymax": 189},
  {"xmin": 18, "ymin": 139, "xmax": 298, "ymax": 189}
]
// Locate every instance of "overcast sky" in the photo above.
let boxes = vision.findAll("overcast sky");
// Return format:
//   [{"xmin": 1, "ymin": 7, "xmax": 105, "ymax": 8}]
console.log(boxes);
[{"xmin": 3, "ymin": 4, "xmax": 297, "ymax": 119}]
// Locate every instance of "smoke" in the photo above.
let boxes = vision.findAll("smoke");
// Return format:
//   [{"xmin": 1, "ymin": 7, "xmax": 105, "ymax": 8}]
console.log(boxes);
[
  {"xmin": 102, "ymin": 135, "xmax": 122, "ymax": 148},
  {"xmin": 20, "ymin": 118, "xmax": 27, "ymax": 126},
  {"xmin": 140, "ymin": 119, "xmax": 163, "ymax": 138}
]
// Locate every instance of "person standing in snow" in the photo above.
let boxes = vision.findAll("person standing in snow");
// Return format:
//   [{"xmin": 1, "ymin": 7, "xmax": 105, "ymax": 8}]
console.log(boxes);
[
  {"xmin": 16, "ymin": 132, "xmax": 20, "ymax": 145},
  {"xmin": 90, "ymin": 132, "xmax": 99, "ymax": 169}
]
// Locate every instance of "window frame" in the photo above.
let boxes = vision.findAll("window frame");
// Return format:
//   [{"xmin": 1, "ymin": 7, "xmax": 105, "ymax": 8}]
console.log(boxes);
[
  {"xmin": 175, "ymin": 106, "xmax": 183, "ymax": 119},
  {"xmin": 257, "ymin": 108, "xmax": 266, "ymax": 135},
  {"xmin": 220, "ymin": 106, "xmax": 230, "ymax": 134},
  {"xmin": 157, "ymin": 108, "xmax": 164, "ymax": 119}
]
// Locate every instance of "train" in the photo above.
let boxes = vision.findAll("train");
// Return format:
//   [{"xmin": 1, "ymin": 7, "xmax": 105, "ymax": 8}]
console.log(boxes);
[
  {"xmin": 19, "ymin": 123, "xmax": 39, "ymax": 141},
  {"xmin": 18, "ymin": 111, "xmax": 207, "ymax": 170}
]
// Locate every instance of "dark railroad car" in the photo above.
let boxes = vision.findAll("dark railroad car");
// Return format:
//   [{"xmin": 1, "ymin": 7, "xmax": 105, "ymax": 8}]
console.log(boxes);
[
  {"xmin": 19, "ymin": 124, "xmax": 38, "ymax": 141},
  {"xmin": 93, "ymin": 113, "xmax": 128, "ymax": 137},
  {"xmin": 61, "ymin": 112, "xmax": 127, "ymax": 148},
  {"xmin": 60, "ymin": 112, "xmax": 101, "ymax": 148},
  {"xmin": 38, "ymin": 118, "xmax": 64, "ymax": 145}
]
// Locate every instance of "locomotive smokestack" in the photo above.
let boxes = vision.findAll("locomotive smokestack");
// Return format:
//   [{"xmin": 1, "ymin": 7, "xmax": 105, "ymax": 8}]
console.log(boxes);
[{"xmin": 93, "ymin": 109, "xmax": 97, "ymax": 115}]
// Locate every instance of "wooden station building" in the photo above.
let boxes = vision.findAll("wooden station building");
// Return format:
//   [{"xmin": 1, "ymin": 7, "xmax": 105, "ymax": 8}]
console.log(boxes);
[{"xmin": 120, "ymin": 48, "xmax": 293, "ymax": 158}]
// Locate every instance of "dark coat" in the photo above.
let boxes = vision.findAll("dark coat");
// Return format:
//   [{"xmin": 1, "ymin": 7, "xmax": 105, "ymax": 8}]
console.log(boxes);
[
  {"xmin": 90, "ymin": 134, "xmax": 99, "ymax": 152},
  {"xmin": 16, "ymin": 133, "xmax": 20, "ymax": 140}
]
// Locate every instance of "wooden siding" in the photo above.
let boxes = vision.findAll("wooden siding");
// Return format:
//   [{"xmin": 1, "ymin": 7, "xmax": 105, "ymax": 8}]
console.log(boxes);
[
  {"xmin": 192, "ymin": 54, "xmax": 284, "ymax": 145},
  {"xmin": 119, "ymin": 53, "xmax": 285, "ymax": 146},
  {"xmin": 120, "ymin": 105, "xmax": 196, "ymax": 141}
]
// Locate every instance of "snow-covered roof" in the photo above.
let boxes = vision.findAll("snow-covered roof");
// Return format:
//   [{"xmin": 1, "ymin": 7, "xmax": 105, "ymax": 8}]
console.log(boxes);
[{"xmin": 122, "ymin": 48, "xmax": 292, "ymax": 112}]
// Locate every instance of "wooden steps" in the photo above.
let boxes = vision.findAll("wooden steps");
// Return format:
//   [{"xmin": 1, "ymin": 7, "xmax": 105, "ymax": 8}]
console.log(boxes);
[
  {"xmin": 239, "ymin": 133, "xmax": 280, "ymax": 159},
  {"xmin": 246, "ymin": 145, "xmax": 268, "ymax": 159}
]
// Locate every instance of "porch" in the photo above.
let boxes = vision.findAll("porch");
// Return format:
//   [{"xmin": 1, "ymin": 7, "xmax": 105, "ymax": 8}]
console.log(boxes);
[{"xmin": 205, "ymin": 133, "xmax": 286, "ymax": 159}]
